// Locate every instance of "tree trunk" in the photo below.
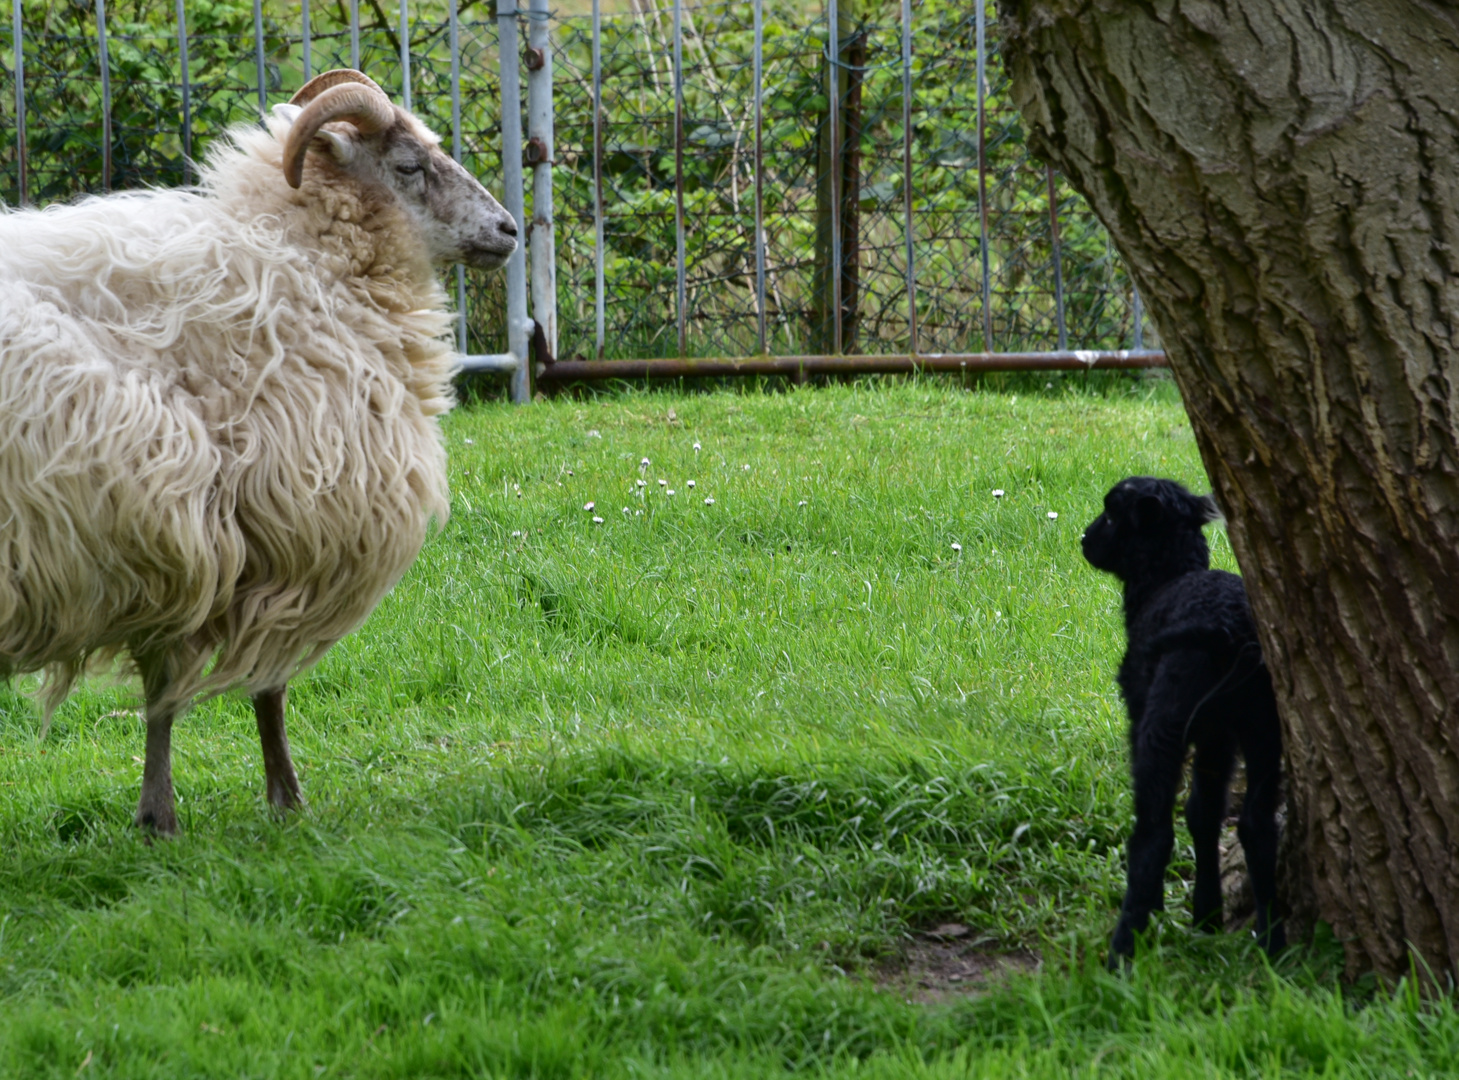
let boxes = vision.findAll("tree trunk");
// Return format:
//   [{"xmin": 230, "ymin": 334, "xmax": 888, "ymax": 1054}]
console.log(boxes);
[{"xmin": 997, "ymin": 0, "xmax": 1459, "ymax": 985}]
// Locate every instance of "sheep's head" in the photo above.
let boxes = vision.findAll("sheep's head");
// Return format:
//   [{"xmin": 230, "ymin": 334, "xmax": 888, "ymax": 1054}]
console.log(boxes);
[
  {"xmin": 275, "ymin": 70, "xmax": 518, "ymax": 271},
  {"xmin": 1081, "ymin": 476, "xmax": 1222, "ymax": 583}
]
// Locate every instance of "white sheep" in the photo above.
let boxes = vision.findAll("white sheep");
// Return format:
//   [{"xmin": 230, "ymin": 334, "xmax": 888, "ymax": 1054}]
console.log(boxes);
[{"xmin": 0, "ymin": 70, "xmax": 518, "ymax": 834}]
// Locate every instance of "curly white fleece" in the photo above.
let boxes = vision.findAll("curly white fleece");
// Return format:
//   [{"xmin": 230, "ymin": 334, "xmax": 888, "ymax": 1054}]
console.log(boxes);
[{"xmin": 0, "ymin": 116, "xmax": 456, "ymax": 720}]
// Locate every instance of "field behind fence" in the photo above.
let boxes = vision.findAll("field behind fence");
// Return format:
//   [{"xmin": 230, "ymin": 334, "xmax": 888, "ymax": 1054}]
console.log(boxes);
[{"xmin": 0, "ymin": 0, "xmax": 1153, "ymax": 365}]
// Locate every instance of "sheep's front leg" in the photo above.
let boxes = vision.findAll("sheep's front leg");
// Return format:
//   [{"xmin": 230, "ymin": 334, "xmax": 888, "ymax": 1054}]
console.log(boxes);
[
  {"xmin": 253, "ymin": 686, "xmax": 304, "ymax": 812},
  {"xmin": 135, "ymin": 653, "xmax": 180, "ymax": 836}
]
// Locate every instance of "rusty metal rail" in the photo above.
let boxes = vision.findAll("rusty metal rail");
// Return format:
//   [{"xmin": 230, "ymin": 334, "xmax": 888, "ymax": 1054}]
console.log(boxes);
[{"xmin": 537, "ymin": 350, "xmax": 1167, "ymax": 382}]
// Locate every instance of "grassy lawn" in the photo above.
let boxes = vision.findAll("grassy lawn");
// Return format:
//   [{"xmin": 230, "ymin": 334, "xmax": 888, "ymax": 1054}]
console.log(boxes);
[{"xmin": 1, "ymin": 378, "xmax": 1454, "ymax": 1077}]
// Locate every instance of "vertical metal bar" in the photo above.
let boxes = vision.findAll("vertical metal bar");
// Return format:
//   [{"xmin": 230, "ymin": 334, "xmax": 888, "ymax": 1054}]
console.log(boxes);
[
  {"xmin": 96, "ymin": 0, "xmax": 111, "ymax": 193},
  {"xmin": 253, "ymin": 0, "xmax": 266, "ymax": 116},
  {"xmin": 350, "ymin": 0, "xmax": 360, "ymax": 70},
  {"xmin": 753, "ymin": 0, "xmax": 766, "ymax": 354},
  {"xmin": 499, "ymin": 4, "xmax": 532, "ymax": 403},
  {"xmin": 1046, "ymin": 163, "xmax": 1066, "ymax": 351},
  {"xmin": 527, "ymin": 0, "xmax": 556, "ymax": 361},
  {"xmin": 1132, "ymin": 283, "xmax": 1145, "ymax": 350},
  {"xmin": 592, "ymin": 0, "xmax": 605, "ymax": 359},
  {"xmin": 673, "ymin": 0, "xmax": 686, "ymax": 358},
  {"xmin": 12, "ymin": 0, "xmax": 26, "ymax": 205},
  {"xmin": 976, "ymin": 1, "xmax": 991, "ymax": 351},
  {"xmin": 450, "ymin": 0, "xmax": 466, "ymax": 353},
  {"xmin": 398, "ymin": 0, "xmax": 411, "ymax": 111},
  {"xmin": 176, "ymin": 0, "xmax": 191, "ymax": 186},
  {"xmin": 302, "ymin": 0, "xmax": 311, "ymax": 81},
  {"xmin": 901, "ymin": 0, "xmax": 916, "ymax": 355},
  {"xmin": 828, "ymin": 0, "xmax": 842, "ymax": 356}
]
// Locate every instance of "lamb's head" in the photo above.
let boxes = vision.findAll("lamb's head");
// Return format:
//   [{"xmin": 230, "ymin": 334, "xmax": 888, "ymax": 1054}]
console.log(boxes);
[
  {"xmin": 275, "ymin": 69, "xmax": 518, "ymax": 271},
  {"xmin": 1081, "ymin": 476, "xmax": 1222, "ymax": 583}
]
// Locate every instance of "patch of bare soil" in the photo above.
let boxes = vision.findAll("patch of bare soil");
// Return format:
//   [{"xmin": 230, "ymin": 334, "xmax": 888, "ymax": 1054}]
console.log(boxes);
[{"xmin": 874, "ymin": 924, "xmax": 1040, "ymax": 1003}]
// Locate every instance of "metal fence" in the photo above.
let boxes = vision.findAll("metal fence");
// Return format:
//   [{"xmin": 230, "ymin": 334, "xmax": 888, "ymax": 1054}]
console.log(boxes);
[{"xmin": 0, "ymin": 0, "xmax": 1163, "ymax": 402}]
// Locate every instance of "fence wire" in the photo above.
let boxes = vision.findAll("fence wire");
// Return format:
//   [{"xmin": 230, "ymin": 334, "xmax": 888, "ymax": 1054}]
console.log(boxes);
[{"xmin": 0, "ymin": 0, "xmax": 1150, "ymax": 366}]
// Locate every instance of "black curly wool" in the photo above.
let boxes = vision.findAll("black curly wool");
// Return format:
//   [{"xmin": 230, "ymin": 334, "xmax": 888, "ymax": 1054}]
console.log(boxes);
[{"xmin": 1083, "ymin": 477, "xmax": 1285, "ymax": 965}]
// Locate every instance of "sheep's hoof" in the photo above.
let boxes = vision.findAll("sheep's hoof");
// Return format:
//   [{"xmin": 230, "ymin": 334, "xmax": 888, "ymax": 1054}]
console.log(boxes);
[
  {"xmin": 134, "ymin": 807, "xmax": 179, "ymax": 839},
  {"xmin": 266, "ymin": 775, "xmax": 306, "ymax": 815}
]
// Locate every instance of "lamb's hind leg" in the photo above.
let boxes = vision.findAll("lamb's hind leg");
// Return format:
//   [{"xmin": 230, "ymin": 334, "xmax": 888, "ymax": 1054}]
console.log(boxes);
[
  {"xmin": 1186, "ymin": 736, "xmax": 1236, "ymax": 932},
  {"xmin": 253, "ymin": 686, "xmax": 304, "ymax": 812},
  {"xmin": 1238, "ymin": 710, "xmax": 1285, "ymax": 956},
  {"xmin": 134, "ymin": 652, "xmax": 180, "ymax": 836}
]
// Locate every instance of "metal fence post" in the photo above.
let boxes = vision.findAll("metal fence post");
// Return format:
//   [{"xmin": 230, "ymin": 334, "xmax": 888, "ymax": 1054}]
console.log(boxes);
[
  {"xmin": 398, "ymin": 0, "xmax": 411, "ymax": 111},
  {"xmin": 1132, "ymin": 284, "xmax": 1145, "ymax": 350},
  {"xmin": 672, "ymin": 0, "xmax": 686, "ymax": 359},
  {"xmin": 828, "ymin": 0, "xmax": 842, "ymax": 356},
  {"xmin": 592, "ymin": 0, "xmax": 605, "ymax": 359},
  {"xmin": 976, "ymin": 1, "xmax": 991, "ymax": 351},
  {"xmin": 302, "ymin": 0, "xmax": 311, "ymax": 81},
  {"xmin": 527, "ymin": 0, "xmax": 556, "ymax": 363},
  {"xmin": 1046, "ymin": 163, "xmax": 1066, "ymax": 351},
  {"xmin": 499, "ymin": 4, "xmax": 533, "ymax": 403},
  {"xmin": 753, "ymin": 0, "xmax": 766, "ymax": 355},
  {"xmin": 901, "ymin": 0, "xmax": 916, "ymax": 356},
  {"xmin": 96, "ymin": 0, "xmax": 111, "ymax": 193},
  {"xmin": 349, "ymin": 0, "xmax": 359, "ymax": 71},
  {"xmin": 12, "ymin": 0, "xmax": 26, "ymax": 205},
  {"xmin": 176, "ymin": 0, "xmax": 191, "ymax": 186},
  {"xmin": 253, "ymin": 0, "xmax": 266, "ymax": 117},
  {"xmin": 449, "ymin": 0, "xmax": 466, "ymax": 354}
]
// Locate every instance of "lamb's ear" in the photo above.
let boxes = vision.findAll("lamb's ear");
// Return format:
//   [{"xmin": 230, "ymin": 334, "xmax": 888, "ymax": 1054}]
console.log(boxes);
[
  {"xmin": 1197, "ymin": 494, "xmax": 1224, "ymax": 525},
  {"xmin": 1135, "ymin": 494, "xmax": 1164, "ymax": 529}
]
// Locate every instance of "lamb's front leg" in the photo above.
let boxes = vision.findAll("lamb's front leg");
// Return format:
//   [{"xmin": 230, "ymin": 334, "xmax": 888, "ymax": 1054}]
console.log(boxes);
[
  {"xmin": 253, "ymin": 686, "xmax": 304, "ymax": 812},
  {"xmin": 135, "ymin": 653, "xmax": 180, "ymax": 836}
]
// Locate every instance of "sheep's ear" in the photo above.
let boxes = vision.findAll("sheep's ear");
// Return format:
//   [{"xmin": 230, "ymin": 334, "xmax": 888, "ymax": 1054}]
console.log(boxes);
[
  {"xmin": 1135, "ymin": 494, "xmax": 1164, "ymax": 529},
  {"xmin": 271, "ymin": 103, "xmax": 304, "ymax": 124},
  {"xmin": 313, "ymin": 127, "xmax": 357, "ymax": 166},
  {"xmin": 1197, "ymin": 494, "xmax": 1224, "ymax": 525}
]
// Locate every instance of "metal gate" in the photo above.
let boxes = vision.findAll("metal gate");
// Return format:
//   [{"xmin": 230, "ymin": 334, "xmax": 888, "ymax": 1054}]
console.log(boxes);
[{"xmin": 1, "ymin": 0, "xmax": 1165, "ymax": 404}]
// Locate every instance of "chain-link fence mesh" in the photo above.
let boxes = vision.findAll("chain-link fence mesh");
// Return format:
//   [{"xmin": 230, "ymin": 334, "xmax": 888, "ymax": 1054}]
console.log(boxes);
[{"xmin": 1, "ymin": 0, "xmax": 1148, "ymax": 365}]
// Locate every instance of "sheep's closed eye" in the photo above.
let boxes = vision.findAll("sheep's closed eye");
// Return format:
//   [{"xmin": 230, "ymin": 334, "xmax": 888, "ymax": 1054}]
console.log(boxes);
[{"xmin": 395, "ymin": 162, "xmax": 423, "ymax": 176}]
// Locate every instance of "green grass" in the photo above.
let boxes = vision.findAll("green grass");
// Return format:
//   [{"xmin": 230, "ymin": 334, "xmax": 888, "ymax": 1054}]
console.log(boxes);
[{"xmin": 2, "ymin": 377, "xmax": 1455, "ymax": 1078}]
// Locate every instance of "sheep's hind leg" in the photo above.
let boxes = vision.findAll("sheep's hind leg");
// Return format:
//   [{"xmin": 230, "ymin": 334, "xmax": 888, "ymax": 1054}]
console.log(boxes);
[
  {"xmin": 134, "ymin": 653, "xmax": 180, "ymax": 836},
  {"xmin": 1186, "ymin": 736, "xmax": 1236, "ymax": 933},
  {"xmin": 253, "ymin": 686, "xmax": 304, "ymax": 813}
]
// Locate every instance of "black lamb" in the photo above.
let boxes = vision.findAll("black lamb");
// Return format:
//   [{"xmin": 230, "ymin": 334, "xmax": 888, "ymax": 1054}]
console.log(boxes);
[{"xmin": 1082, "ymin": 476, "xmax": 1285, "ymax": 965}]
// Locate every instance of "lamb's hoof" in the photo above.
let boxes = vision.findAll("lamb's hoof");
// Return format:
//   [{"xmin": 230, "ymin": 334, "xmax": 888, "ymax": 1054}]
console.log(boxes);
[{"xmin": 1257, "ymin": 921, "xmax": 1287, "ymax": 957}]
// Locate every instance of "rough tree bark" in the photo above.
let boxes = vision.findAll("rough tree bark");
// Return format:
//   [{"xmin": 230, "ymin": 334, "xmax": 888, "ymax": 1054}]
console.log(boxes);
[{"xmin": 997, "ymin": 0, "xmax": 1459, "ymax": 984}]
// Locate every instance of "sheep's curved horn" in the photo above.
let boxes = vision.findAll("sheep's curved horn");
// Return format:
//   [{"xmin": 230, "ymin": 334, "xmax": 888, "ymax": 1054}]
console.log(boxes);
[
  {"xmin": 289, "ymin": 68, "xmax": 388, "ymax": 107},
  {"xmin": 282, "ymin": 83, "xmax": 396, "ymax": 189}
]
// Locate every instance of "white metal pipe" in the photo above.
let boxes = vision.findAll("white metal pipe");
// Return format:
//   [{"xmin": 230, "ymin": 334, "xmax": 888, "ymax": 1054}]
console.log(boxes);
[
  {"xmin": 459, "ymin": 354, "xmax": 522, "ymax": 374},
  {"xmin": 527, "ymin": 0, "xmax": 556, "ymax": 361},
  {"xmin": 498, "ymin": 5, "xmax": 533, "ymax": 403}
]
